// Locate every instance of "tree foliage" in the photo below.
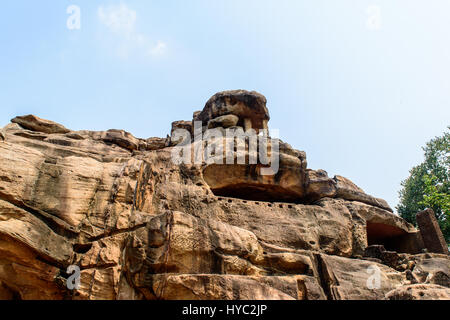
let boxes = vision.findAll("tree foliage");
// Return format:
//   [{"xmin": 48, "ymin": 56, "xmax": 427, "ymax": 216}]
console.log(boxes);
[{"xmin": 397, "ymin": 127, "xmax": 450, "ymax": 243}]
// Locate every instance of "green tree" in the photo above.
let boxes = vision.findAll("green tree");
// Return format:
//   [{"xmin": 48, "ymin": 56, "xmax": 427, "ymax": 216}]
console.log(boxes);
[{"xmin": 397, "ymin": 127, "xmax": 450, "ymax": 243}]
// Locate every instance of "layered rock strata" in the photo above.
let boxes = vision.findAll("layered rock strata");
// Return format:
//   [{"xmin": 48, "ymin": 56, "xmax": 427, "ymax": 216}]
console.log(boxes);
[{"xmin": 0, "ymin": 90, "xmax": 448, "ymax": 300}]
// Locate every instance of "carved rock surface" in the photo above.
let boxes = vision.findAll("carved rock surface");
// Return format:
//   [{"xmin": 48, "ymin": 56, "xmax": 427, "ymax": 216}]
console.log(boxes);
[{"xmin": 0, "ymin": 90, "xmax": 448, "ymax": 300}]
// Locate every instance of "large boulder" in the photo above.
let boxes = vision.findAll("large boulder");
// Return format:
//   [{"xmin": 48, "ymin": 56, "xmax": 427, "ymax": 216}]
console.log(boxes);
[
  {"xmin": 102, "ymin": 129, "xmax": 140, "ymax": 151},
  {"xmin": 207, "ymin": 114, "xmax": 239, "ymax": 129},
  {"xmin": 11, "ymin": 115, "xmax": 70, "ymax": 134},
  {"xmin": 305, "ymin": 171, "xmax": 393, "ymax": 212},
  {"xmin": 196, "ymin": 90, "xmax": 270, "ymax": 132}
]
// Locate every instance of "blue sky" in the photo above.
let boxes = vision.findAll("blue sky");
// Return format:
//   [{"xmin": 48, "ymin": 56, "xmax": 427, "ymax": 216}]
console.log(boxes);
[{"xmin": 1, "ymin": 1, "xmax": 449, "ymax": 211}]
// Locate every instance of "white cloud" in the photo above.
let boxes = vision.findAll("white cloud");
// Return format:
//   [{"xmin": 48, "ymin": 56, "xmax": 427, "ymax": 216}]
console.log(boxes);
[
  {"xmin": 150, "ymin": 41, "xmax": 167, "ymax": 56},
  {"xmin": 98, "ymin": 3, "xmax": 136, "ymax": 35},
  {"xmin": 98, "ymin": 3, "xmax": 167, "ymax": 59}
]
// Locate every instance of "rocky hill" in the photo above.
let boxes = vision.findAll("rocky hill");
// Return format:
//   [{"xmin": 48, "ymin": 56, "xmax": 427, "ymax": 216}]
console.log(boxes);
[{"xmin": 0, "ymin": 90, "xmax": 448, "ymax": 300}]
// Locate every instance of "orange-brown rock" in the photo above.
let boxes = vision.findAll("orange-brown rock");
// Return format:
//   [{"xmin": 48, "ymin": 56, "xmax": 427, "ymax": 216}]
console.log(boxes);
[
  {"xmin": 0, "ymin": 90, "xmax": 447, "ymax": 300},
  {"xmin": 195, "ymin": 90, "xmax": 269, "ymax": 132},
  {"xmin": 11, "ymin": 114, "xmax": 70, "ymax": 134},
  {"xmin": 385, "ymin": 284, "xmax": 450, "ymax": 300}
]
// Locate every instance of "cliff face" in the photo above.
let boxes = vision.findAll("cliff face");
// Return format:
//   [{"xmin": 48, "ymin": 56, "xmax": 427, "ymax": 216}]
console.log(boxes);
[{"xmin": 0, "ymin": 91, "xmax": 448, "ymax": 300}]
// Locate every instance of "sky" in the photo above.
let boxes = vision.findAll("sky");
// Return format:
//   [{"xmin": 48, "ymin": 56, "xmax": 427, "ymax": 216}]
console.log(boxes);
[{"xmin": 0, "ymin": 1, "xmax": 449, "ymax": 211}]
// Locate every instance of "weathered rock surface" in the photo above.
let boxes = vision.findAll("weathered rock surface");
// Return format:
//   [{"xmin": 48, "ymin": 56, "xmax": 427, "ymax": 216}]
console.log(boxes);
[
  {"xmin": 411, "ymin": 254, "xmax": 450, "ymax": 287},
  {"xmin": 306, "ymin": 171, "xmax": 393, "ymax": 212},
  {"xmin": 196, "ymin": 90, "xmax": 269, "ymax": 132},
  {"xmin": 385, "ymin": 284, "xmax": 450, "ymax": 300},
  {"xmin": 207, "ymin": 114, "xmax": 240, "ymax": 129},
  {"xmin": 0, "ymin": 90, "xmax": 448, "ymax": 300},
  {"xmin": 318, "ymin": 254, "xmax": 406, "ymax": 300},
  {"xmin": 11, "ymin": 115, "xmax": 70, "ymax": 134},
  {"xmin": 416, "ymin": 209, "xmax": 449, "ymax": 254}
]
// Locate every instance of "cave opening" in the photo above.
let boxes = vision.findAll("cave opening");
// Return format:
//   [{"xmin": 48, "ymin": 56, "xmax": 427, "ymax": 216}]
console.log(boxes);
[
  {"xmin": 211, "ymin": 183, "xmax": 304, "ymax": 204},
  {"xmin": 0, "ymin": 281, "xmax": 21, "ymax": 300},
  {"xmin": 366, "ymin": 221, "xmax": 410, "ymax": 253}
]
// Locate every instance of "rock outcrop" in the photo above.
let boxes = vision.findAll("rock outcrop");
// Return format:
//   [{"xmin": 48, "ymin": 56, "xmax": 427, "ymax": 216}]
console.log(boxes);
[
  {"xmin": 195, "ymin": 90, "xmax": 270, "ymax": 132},
  {"xmin": 0, "ymin": 90, "xmax": 448, "ymax": 300}
]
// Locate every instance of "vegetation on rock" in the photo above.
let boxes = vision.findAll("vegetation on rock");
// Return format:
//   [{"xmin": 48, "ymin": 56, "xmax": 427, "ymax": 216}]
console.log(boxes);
[{"xmin": 397, "ymin": 127, "xmax": 450, "ymax": 243}]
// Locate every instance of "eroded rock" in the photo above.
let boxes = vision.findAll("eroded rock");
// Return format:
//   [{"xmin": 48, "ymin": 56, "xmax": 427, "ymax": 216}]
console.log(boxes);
[
  {"xmin": 207, "ymin": 114, "xmax": 239, "ymax": 129},
  {"xmin": 318, "ymin": 254, "xmax": 406, "ymax": 300},
  {"xmin": 11, "ymin": 115, "xmax": 70, "ymax": 134},
  {"xmin": 385, "ymin": 284, "xmax": 450, "ymax": 300},
  {"xmin": 102, "ymin": 129, "xmax": 140, "ymax": 151},
  {"xmin": 0, "ymin": 90, "xmax": 447, "ymax": 300},
  {"xmin": 196, "ymin": 90, "xmax": 269, "ymax": 132}
]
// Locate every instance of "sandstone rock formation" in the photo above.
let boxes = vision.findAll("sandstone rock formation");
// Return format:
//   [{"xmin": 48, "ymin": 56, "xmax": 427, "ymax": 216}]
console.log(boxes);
[
  {"xmin": 0, "ymin": 90, "xmax": 448, "ymax": 300},
  {"xmin": 195, "ymin": 90, "xmax": 269, "ymax": 132}
]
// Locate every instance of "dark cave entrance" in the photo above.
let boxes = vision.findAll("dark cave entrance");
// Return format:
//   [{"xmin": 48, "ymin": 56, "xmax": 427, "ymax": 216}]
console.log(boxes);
[
  {"xmin": 211, "ymin": 183, "xmax": 304, "ymax": 204},
  {"xmin": 0, "ymin": 281, "xmax": 21, "ymax": 300},
  {"xmin": 366, "ymin": 221, "xmax": 412, "ymax": 253}
]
